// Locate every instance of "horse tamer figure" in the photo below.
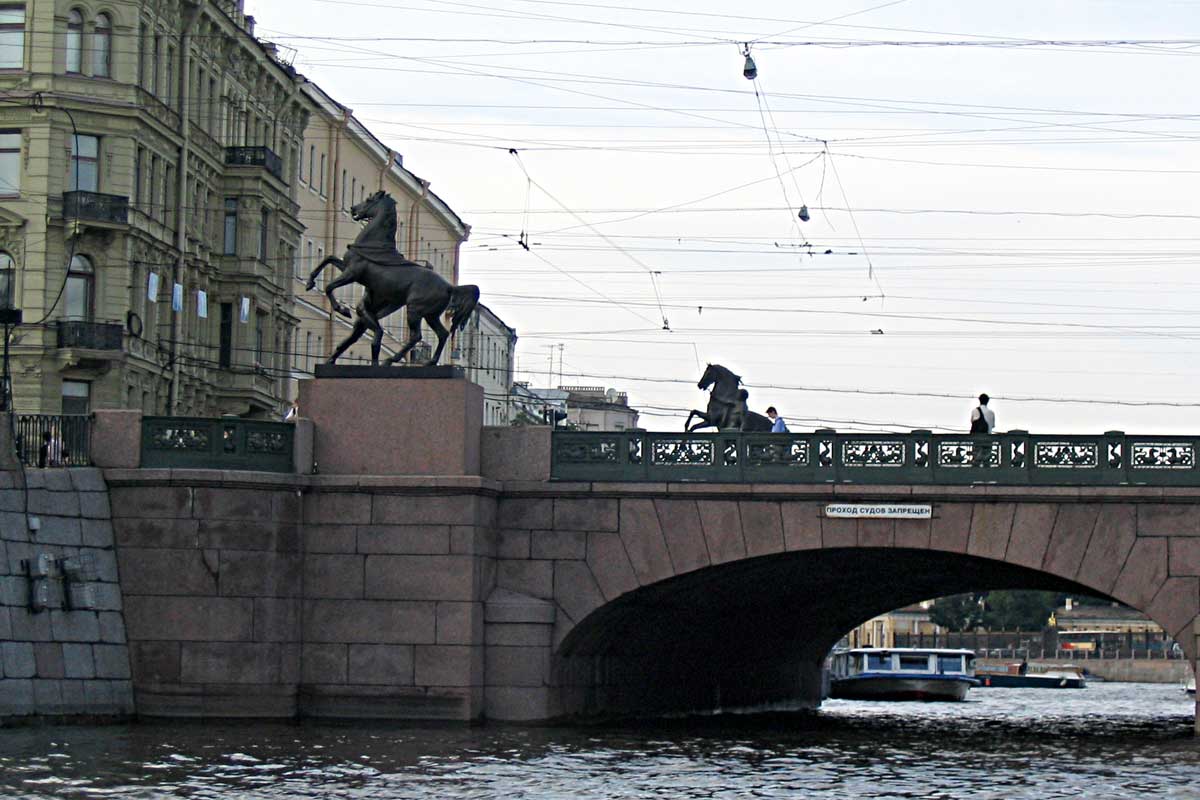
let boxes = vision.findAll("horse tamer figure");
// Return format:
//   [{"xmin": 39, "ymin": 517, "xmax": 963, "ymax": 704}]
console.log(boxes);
[
  {"xmin": 306, "ymin": 190, "xmax": 480, "ymax": 367},
  {"xmin": 684, "ymin": 363, "xmax": 773, "ymax": 432}
]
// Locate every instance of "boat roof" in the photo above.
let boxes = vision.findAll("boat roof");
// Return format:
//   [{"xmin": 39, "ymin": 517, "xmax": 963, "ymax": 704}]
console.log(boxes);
[{"xmin": 838, "ymin": 647, "xmax": 976, "ymax": 656}]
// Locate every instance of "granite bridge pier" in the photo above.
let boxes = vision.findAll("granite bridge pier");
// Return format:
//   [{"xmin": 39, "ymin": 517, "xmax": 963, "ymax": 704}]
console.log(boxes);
[{"xmin": 1, "ymin": 372, "xmax": 1197, "ymax": 732}]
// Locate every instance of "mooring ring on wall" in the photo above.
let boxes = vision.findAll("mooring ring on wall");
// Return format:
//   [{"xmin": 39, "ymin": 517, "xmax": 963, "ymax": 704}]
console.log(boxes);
[{"xmin": 126, "ymin": 311, "xmax": 143, "ymax": 339}]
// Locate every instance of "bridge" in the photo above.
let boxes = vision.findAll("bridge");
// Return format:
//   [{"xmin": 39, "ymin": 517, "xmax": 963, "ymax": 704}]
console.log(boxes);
[{"xmin": 2, "ymin": 374, "xmax": 1196, "ymax": 731}]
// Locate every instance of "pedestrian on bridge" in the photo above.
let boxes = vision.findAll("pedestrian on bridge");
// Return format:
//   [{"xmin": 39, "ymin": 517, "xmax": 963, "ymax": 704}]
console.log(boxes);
[
  {"xmin": 969, "ymin": 394, "xmax": 995, "ymax": 434},
  {"xmin": 766, "ymin": 406, "xmax": 789, "ymax": 433}
]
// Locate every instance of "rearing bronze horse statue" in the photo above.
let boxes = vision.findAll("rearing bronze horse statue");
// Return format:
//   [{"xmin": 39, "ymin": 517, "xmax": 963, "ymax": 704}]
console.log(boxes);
[{"xmin": 306, "ymin": 190, "xmax": 480, "ymax": 367}]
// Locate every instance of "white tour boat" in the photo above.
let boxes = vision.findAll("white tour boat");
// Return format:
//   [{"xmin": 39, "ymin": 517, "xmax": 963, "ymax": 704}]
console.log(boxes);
[{"xmin": 829, "ymin": 648, "xmax": 979, "ymax": 702}]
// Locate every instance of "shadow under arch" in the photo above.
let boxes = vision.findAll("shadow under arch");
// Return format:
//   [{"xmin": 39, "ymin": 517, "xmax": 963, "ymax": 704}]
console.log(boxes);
[{"xmin": 553, "ymin": 547, "xmax": 1180, "ymax": 719}]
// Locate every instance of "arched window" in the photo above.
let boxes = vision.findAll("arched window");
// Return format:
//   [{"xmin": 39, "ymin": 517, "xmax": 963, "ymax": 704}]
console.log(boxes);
[
  {"xmin": 65, "ymin": 254, "xmax": 93, "ymax": 320},
  {"xmin": 0, "ymin": 251, "xmax": 13, "ymax": 308},
  {"xmin": 66, "ymin": 10, "xmax": 83, "ymax": 73},
  {"xmin": 92, "ymin": 13, "xmax": 111, "ymax": 77}
]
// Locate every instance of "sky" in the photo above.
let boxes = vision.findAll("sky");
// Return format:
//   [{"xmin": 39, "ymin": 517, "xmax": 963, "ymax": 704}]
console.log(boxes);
[{"xmin": 244, "ymin": 0, "xmax": 1200, "ymax": 435}]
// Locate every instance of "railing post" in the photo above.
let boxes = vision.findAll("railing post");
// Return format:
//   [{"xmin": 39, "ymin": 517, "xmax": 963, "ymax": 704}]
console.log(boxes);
[
  {"xmin": 1104, "ymin": 430, "xmax": 1127, "ymax": 485},
  {"xmin": 816, "ymin": 428, "xmax": 837, "ymax": 482}
]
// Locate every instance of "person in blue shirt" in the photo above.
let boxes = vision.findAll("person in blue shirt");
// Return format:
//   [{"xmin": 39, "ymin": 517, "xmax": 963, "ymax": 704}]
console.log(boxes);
[{"xmin": 766, "ymin": 406, "xmax": 788, "ymax": 433}]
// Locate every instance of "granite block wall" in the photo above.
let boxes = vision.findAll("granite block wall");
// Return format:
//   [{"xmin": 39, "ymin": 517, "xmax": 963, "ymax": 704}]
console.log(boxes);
[{"xmin": 0, "ymin": 468, "xmax": 133, "ymax": 721}]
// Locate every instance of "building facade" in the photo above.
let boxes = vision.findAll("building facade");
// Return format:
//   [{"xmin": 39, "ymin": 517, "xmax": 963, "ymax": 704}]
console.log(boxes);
[
  {"xmin": 458, "ymin": 302, "xmax": 515, "ymax": 426},
  {"xmin": 559, "ymin": 385, "xmax": 639, "ymax": 432},
  {"xmin": 0, "ymin": 0, "xmax": 309, "ymax": 417},
  {"xmin": 846, "ymin": 602, "xmax": 941, "ymax": 649},
  {"xmin": 289, "ymin": 81, "xmax": 469, "ymax": 397}
]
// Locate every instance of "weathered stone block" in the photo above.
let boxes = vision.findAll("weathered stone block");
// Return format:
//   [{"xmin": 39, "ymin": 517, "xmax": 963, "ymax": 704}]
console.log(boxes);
[
  {"xmin": 414, "ymin": 644, "xmax": 476, "ymax": 687},
  {"xmin": 485, "ymin": 588, "xmax": 556, "ymax": 625},
  {"xmin": 79, "ymin": 492, "xmax": 111, "ymax": 520},
  {"xmin": 619, "ymin": 498, "xmax": 674, "ymax": 584},
  {"xmin": 93, "ymin": 550, "xmax": 119, "ymax": 583},
  {"xmin": 0, "ymin": 607, "xmax": 9, "ymax": 640},
  {"xmin": 8, "ymin": 607, "xmax": 52, "ymax": 641},
  {"xmin": 1170, "ymin": 538, "xmax": 1200, "ymax": 576},
  {"xmin": 482, "ymin": 427, "xmax": 551, "ymax": 482},
  {"xmin": 894, "ymin": 516, "xmax": 931, "ymax": 550},
  {"xmin": 298, "ymin": 525, "xmax": 354, "ymax": 555},
  {"xmin": 497, "ymin": 560, "xmax": 554, "ymax": 599},
  {"xmin": 485, "ymin": 623, "xmax": 553, "ymax": 647},
  {"xmin": 254, "ymin": 598, "xmax": 300, "ymax": 643},
  {"xmin": 531, "ymin": 530, "xmax": 586, "ymax": 560},
  {"xmin": 820, "ymin": 517, "xmax": 856, "ymax": 549},
  {"xmin": 497, "ymin": 498, "xmax": 553, "ymax": 530},
  {"xmin": 303, "ymin": 492, "xmax": 371, "ymax": 526},
  {"xmin": 739, "ymin": 502, "xmax": 785, "ymax": 557},
  {"xmin": 436, "ymin": 602, "xmax": 481, "ymax": 645},
  {"xmin": 486, "ymin": 645, "xmax": 549, "ymax": 687},
  {"xmin": 655, "ymin": 499, "xmax": 710, "ymax": 575},
  {"xmin": 49, "ymin": 610, "xmax": 100, "ymax": 642},
  {"xmin": 305, "ymin": 554, "xmax": 364, "ymax": 599},
  {"xmin": 555, "ymin": 498, "xmax": 618, "ymax": 532},
  {"xmin": 858, "ymin": 519, "xmax": 896, "ymax": 549},
  {"xmin": 1006, "ymin": 503, "xmax": 1057, "ymax": 570},
  {"xmin": 28, "ymin": 490, "xmax": 79, "ymax": 517},
  {"xmin": 2, "ymin": 641, "xmax": 35, "ymax": 678},
  {"xmin": 218, "ymin": 551, "xmax": 300, "ymax": 598},
  {"xmin": 496, "ymin": 529, "xmax": 530, "ymax": 560},
  {"xmin": 93, "ymin": 644, "xmax": 131, "ymax": 679},
  {"xmin": 112, "ymin": 517, "xmax": 199, "ymax": 549},
  {"xmin": 450, "ymin": 525, "xmax": 493, "ymax": 556},
  {"xmin": 348, "ymin": 644, "xmax": 415, "ymax": 685},
  {"xmin": 1078, "ymin": 504, "xmax": 1136, "ymax": 594},
  {"xmin": 129, "ymin": 641, "xmax": 180, "ymax": 683},
  {"xmin": 301, "ymin": 643, "xmax": 347, "ymax": 683},
  {"xmin": 587, "ymin": 532, "xmax": 638, "ymax": 602},
  {"xmin": 200, "ymin": 520, "xmax": 297, "ymax": 552},
  {"xmin": 81, "ymin": 518, "xmax": 116, "ymax": 548},
  {"xmin": 484, "ymin": 685, "xmax": 555, "ymax": 722},
  {"xmin": 372, "ymin": 495, "xmax": 480, "ymax": 526},
  {"xmin": 357, "ymin": 525, "xmax": 450, "ymax": 554},
  {"xmin": 109, "ymin": 486, "xmax": 191, "ymax": 519},
  {"xmin": 69, "ymin": 468, "xmax": 108, "ymax": 493},
  {"xmin": 181, "ymin": 643, "xmax": 280, "ymax": 684},
  {"xmin": 1112, "ymin": 538, "xmax": 1170, "ymax": 610},
  {"xmin": 929, "ymin": 503, "xmax": 973, "ymax": 553},
  {"xmin": 62, "ymin": 643, "xmax": 94, "ymax": 678},
  {"xmin": 33, "ymin": 642, "xmax": 64, "ymax": 679},
  {"xmin": 32, "ymin": 678, "xmax": 63, "ymax": 712},
  {"xmin": 1138, "ymin": 504, "xmax": 1200, "ymax": 537},
  {"xmin": 35, "ymin": 516, "xmax": 82, "ymax": 546},
  {"xmin": 302, "ymin": 599, "xmax": 436, "ymax": 644},
  {"xmin": 42, "ymin": 470, "xmax": 74, "ymax": 492},
  {"xmin": 123, "ymin": 596, "xmax": 254, "ymax": 642},
  {"xmin": 1043, "ymin": 504, "xmax": 1101, "ymax": 580},
  {"xmin": 1146, "ymin": 577, "xmax": 1200, "ymax": 641},
  {"xmin": 91, "ymin": 584, "xmax": 124, "ymax": 612},
  {"xmin": 193, "ymin": 488, "xmax": 278, "ymax": 521},
  {"xmin": 118, "ymin": 548, "xmax": 216, "ymax": 596},
  {"xmin": 98, "ymin": 611, "xmax": 126, "ymax": 643},
  {"xmin": 0, "ymin": 678, "xmax": 34, "ymax": 715},
  {"xmin": 966, "ymin": 503, "xmax": 1014, "ymax": 560},
  {"xmin": 554, "ymin": 561, "xmax": 605, "ymax": 625},
  {"xmin": 364, "ymin": 555, "xmax": 475, "ymax": 601}
]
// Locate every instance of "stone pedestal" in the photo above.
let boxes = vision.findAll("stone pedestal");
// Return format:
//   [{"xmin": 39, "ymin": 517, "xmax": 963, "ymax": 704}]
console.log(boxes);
[{"xmin": 299, "ymin": 370, "xmax": 483, "ymax": 476}]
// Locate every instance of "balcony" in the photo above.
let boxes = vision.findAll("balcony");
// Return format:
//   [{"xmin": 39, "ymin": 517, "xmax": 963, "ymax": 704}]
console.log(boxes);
[
  {"xmin": 56, "ymin": 320, "xmax": 124, "ymax": 350},
  {"xmin": 62, "ymin": 191, "xmax": 129, "ymax": 226},
  {"xmin": 225, "ymin": 146, "xmax": 284, "ymax": 181}
]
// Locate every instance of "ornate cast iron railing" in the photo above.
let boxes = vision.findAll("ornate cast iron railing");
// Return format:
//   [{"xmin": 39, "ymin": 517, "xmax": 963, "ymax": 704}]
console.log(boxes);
[
  {"xmin": 63, "ymin": 191, "xmax": 129, "ymax": 225},
  {"xmin": 56, "ymin": 320, "xmax": 124, "ymax": 350},
  {"xmin": 224, "ymin": 146, "xmax": 284, "ymax": 181},
  {"xmin": 13, "ymin": 414, "xmax": 91, "ymax": 467},
  {"xmin": 550, "ymin": 430, "xmax": 1200, "ymax": 486},
  {"xmin": 141, "ymin": 417, "xmax": 294, "ymax": 472}
]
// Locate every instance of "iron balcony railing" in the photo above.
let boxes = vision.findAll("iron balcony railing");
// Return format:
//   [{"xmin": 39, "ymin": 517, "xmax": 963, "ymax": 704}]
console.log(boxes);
[
  {"xmin": 56, "ymin": 320, "xmax": 124, "ymax": 350},
  {"xmin": 224, "ymin": 146, "xmax": 284, "ymax": 181},
  {"xmin": 141, "ymin": 416, "xmax": 294, "ymax": 472},
  {"xmin": 14, "ymin": 414, "xmax": 91, "ymax": 467},
  {"xmin": 550, "ymin": 430, "xmax": 1200, "ymax": 486},
  {"xmin": 63, "ymin": 191, "xmax": 129, "ymax": 225}
]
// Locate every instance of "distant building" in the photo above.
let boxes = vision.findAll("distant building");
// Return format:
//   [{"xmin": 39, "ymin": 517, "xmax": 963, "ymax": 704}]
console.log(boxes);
[
  {"xmin": 457, "ymin": 303, "xmax": 516, "ymax": 426},
  {"xmin": 847, "ymin": 601, "xmax": 941, "ymax": 649},
  {"xmin": 558, "ymin": 386, "xmax": 639, "ymax": 432},
  {"xmin": 511, "ymin": 383, "xmax": 567, "ymax": 427},
  {"xmin": 1051, "ymin": 598, "xmax": 1166, "ymax": 652}
]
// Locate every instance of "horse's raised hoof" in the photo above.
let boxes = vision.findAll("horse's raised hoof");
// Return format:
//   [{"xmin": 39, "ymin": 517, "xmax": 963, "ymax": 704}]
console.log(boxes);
[
  {"xmin": 305, "ymin": 281, "xmax": 315, "ymax": 291},
  {"xmin": 336, "ymin": 306, "xmax": 353, "ymax": 319}
]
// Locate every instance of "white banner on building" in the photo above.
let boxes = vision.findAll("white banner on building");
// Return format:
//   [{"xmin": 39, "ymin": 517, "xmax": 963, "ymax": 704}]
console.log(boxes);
[
  {"xmin": 171, "ymin": 283, "xmax": 183, "ymax": 312},
  {"xmin": 239, "ymin": 296, "xmax": 250, "ymax": 323},
  {"xmin": 197, "ymin": 290, "xmax": 208, "ymax": 318},
  {"xmin": 147, "ymin": 272, "xmax": 159, "ymax": 302},
  {"xmin": 824, "ymin": 503, "xmax": 932, "ymax": 519}
]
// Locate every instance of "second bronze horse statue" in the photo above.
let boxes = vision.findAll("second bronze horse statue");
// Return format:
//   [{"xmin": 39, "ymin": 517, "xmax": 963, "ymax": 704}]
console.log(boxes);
[
  {"xmin": 684, "ymin": 363, "xmax": 773, "ymax": 432},
  {"xmin": 306, "ymin": 190, "xmax": 480, "ymax": 367}
]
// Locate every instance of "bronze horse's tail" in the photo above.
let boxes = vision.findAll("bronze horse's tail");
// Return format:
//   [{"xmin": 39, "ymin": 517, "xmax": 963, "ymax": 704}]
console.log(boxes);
[{"xmin": 448, "ymin": 285, "xmax": 481, "ymax": 333}]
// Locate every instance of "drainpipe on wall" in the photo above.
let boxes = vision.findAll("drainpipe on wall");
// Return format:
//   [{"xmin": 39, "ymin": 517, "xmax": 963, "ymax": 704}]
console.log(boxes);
[{"xmin": 168, "ymin": 5, "xmax": 199, "ymax": 414}]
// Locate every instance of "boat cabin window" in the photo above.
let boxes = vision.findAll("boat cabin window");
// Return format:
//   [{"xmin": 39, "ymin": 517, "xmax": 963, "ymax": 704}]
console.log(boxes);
[
  {"xmin": 938, "ymin": 655, "xmax": 964, "ymax": 673},
  {"xmin": 898, "ymin": 654, "xmax": 930, "ymax": 671},
  {"xmin": 866, "ymin": 653, "xmax": 890, "ymax": 671}
]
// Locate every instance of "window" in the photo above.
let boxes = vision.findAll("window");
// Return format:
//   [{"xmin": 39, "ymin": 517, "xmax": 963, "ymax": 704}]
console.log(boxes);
[
  {"xmin": 307, "ymin": 145, "xmax": 314, "ymax": 186},
  {"xmin": 64, "ymin": 254, "xmax": 93, "ymax": 320},
  {"xmin": 0, "ymin": 251, "xmax": 13, "ymax": 308},
  {"xmin": 61, "ymin": 380, "xmax": 90, "ymax": 414},
  {"xmin": 0, "ymin": 130, "xmax": 18, "ymax": 195},
  {"xmin": 92, "ymin": 13, "xmax": 111, "ymax": 76},
  {"xmin": 305, "ymin": 239, "xmax": 313, "ymax": 276},
  {"xmin": 866, "ymin": 653, "xmax": 890, "ymax": 671},
  {"xmin": 293, "ymin": 243, "xmax": 302, "ymax": 279},
  {"xmin": 218, "ymin": 302, "xmax": 232, "ymax": 367},
  {"xmin": 0, "ymin": 5, "xmax": 24, "ymax": 69},
  {"xmin": 149, "ymin": 154, "xmax": 159, "ymax": 215},
  {"xmin": 223, "ymin": 198, "xmax": 237, "ymax": 255},
  {"xmin": 132, "ymin": 147, "xmax": 142, "ymax": 205},
  {"xmin": 163, "ymin": 164, "xmax": 175, "ymax": 222},
  {"xmin": 304, "ymin": 331, "xmax": 311, "ymax": 371},
  {"xmin": 316, "ymin": 246, "xmax": 324, "ymax": 288},
  {"xmin": 350, "ymin": 177, "xmax": 356, "ymax": 208},
  {"xmin": 164, "ymin": 44, "xmax": 174, "ymax": 104},
  {"xmin": 898, "ymin": 655, "xmax": 930, "ymax": 671},
  {"xmin": 258, "ymin": 207, "xmax": 269, "ymax": 261},
  {"xmin": 937, "ymin": 655, "xmax": 964, "ymax": 674},
  {"xmin": 68, "ymin": 133, "xmax": 98, "ymax": 192},
  {"xmin": 151, "ymin": 34, "xmax": 160, "ymax": 94},
  {"xmin": 254, "ymin": 312, "xmax": 265, "ymax": 364},
  {"xmin": 318, "ymin": 153, "xmax": 326, "ymax": 195},
  {"xmin": 65, "ymin": 9, "xmax": 82, "ymax": 73},
  {"xmin": 207, "ymin": 77, "xmax": 217, "ymax": 133},
  {"xmin": 340, "ymin": 169, "xmax": 346, "ymax": 209}
]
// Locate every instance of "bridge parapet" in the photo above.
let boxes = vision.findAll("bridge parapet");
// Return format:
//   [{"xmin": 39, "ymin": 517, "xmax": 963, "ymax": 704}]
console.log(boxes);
[{"xmin": 551, "ymin": 430, "xmax": 1200, "ymax": 486}]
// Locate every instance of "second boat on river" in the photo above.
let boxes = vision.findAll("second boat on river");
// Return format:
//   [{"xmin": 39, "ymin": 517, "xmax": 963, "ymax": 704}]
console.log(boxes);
[{"xmin": 829, "ymin": 648, "xmax": 979, "ymax": 702}]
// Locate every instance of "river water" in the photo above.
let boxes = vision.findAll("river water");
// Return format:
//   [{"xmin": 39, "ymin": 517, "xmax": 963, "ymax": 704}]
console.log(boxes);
[{"xmin": 0, "ymin": 683, "xmax": 1195, "ymax": 799}]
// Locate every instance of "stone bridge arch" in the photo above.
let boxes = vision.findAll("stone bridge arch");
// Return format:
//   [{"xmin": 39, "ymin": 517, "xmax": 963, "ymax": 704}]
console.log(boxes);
[{"xmin": 487, "ymin": 487, "xmax": 1200, "ymax": 723}]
